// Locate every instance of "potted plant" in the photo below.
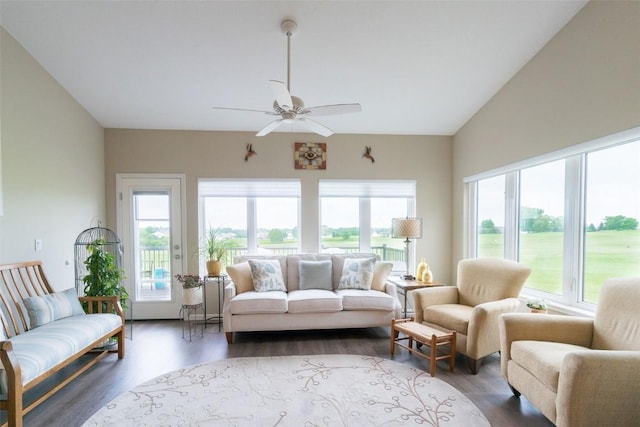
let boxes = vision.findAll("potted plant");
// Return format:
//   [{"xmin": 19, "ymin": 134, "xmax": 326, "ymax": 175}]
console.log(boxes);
[
  {"xmin": 526, "ymin": 298, "xmax": 548, "ymax": 314},
  {"xmin": 203, "ymin": 228, "xmax": 235, "ymax": 276},
  {"xmin": 83, "ymin": 238, "xmax": 128, "ymax": 311},
  {"xmin": 175, "ymin": 274, "xmax": 203, "ymax": 305}
]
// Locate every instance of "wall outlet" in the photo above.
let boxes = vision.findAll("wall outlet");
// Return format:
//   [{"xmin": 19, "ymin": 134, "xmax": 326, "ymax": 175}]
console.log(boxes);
[{"xmin": 34, "ymin": 239, "xmax": 43, "ymax": 251}]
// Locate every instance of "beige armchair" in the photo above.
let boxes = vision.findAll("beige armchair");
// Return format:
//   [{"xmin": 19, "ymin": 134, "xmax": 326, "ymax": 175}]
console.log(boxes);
[
  {"xmin": 413, "ymin": 258, "xmax": 531, "ymax": 374},
  {"xmin": 499, "ymin": 277, "xmax": 640, "ymax": 427}
]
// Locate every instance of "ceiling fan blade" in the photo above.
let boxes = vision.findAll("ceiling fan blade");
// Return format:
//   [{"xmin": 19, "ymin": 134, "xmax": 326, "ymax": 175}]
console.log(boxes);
[
  {"xmin": 298, "ymin": 117, "xmax": 333, "ymax": 137},
  {"xmin": 304, "ymin": 103, "xmax": 362, "ymax": 116},
  {"xmin": 211, "ymin": 106, "xmax": 277, "ymax": 115},
  {"xmin": 256, "ymin": 119, "xmax": 284, "ymax": 137},
  {"xmin": 269, "ymin": 80, "xmax": 293, "ymax": 110}
]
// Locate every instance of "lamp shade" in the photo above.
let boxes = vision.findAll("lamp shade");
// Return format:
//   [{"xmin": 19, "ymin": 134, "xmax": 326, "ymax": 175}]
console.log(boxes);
[{"xmin": 392, "ymin": 218, "xmax": 423, "ymax": 239}]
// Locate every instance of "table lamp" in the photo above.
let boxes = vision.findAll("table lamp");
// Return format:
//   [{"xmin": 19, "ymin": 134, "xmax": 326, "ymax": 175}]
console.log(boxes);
[{"xmin": 392, "ymin": 217, "xmax": 423, "ymax": 280}]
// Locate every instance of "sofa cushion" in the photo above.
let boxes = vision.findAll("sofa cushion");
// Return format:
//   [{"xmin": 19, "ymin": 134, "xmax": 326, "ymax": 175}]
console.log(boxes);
[
  {"xmin": 511, "ymin": 340, "xmax": 589, "ymax": 392},
  {"xmin": 286, "ymin": 254, "xmax": 332, "ymax": 291},
  {"xmin": 287, "ymin": 289, "xmax": 343, "ymax": 313},
  {"xmin": 371, "ymin": 262, "xmax": 393, "ymax": 291},
  {"xmin": 336, "ymin": 289, "xmax": 395, "ymax": 311},
  {"xmin": 298, "ymin": 260, "xmax": 333, "ymax": 291},
  {"xmin": 248, "ymin": 259, "xmax": 286, "ymax": 292},
  {"xmin": 226, "ymin": 262, "xmax": 254, "ymax": 294},
  {"xmin": 424, "ymin": 304, "xmax": 473, "ymax": 335},
  {"xmin": 23, "ymin": 288, "xmax": 85, "ymax": 328},
  {"xmin": 228, "ymin": 291, "xmax": 288, "ymax": 314}
]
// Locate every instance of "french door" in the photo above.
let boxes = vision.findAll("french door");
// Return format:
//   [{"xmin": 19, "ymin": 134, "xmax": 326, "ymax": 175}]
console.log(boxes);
[{"xmin": 117, "ymin": 174, "xmax": 186, "ymax": 319}]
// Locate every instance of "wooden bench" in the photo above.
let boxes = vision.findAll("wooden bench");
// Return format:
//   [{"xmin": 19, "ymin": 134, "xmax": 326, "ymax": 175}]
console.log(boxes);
[
  {"xmin": 0, "ymin": 261, "xmax": 125, "ymax": 427},
  {"xmin": 390, "ymin": 317, "xmax": 456, "ymax": 376}
]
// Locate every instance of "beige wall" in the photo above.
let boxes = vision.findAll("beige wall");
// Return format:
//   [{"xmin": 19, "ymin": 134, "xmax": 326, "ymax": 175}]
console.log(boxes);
[
  {"xmin": 104, "ymin": 129, "xmax": 453, "ymax": 286},
  {"xmin": 0, "ymin": 28, "xmax": 105, "ymax": 289},
  {"xmin": 452, "ymin": 1, "xmax": 640, "ymax": 274}
]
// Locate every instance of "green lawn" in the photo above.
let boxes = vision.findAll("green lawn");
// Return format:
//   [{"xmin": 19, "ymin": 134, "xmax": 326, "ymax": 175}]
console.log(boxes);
[{"xmin": 479, "ymin": 230, "xmax": 640, "ymax": 303}]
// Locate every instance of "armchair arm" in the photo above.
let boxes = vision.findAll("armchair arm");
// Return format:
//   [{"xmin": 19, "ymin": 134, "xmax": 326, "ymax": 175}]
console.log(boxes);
[
  {"xmin": 412, "ymin": 287, "xmax": 459, "ymax": 323},
  {"xmin": 466, "ymin": 298, "xmax": 520, "ymax": 359},
  {"xmin": 499, "ymin": 313, "xmax": 594, "ymax": 378},
  {"xmin": 556, "ymin": 350, "xmax": 640, "ymax": 427}
]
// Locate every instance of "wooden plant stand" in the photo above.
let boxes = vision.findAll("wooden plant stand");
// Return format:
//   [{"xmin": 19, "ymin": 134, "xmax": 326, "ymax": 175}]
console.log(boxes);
[{"xmin": 390, "ymin": 318, "xmax": 456, "ymax": 377}]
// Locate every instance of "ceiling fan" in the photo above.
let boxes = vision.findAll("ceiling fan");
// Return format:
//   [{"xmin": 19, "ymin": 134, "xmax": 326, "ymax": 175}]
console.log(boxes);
[{"xmin": 211, "ymin": 19, "xmax": 362, "ymax": 137}]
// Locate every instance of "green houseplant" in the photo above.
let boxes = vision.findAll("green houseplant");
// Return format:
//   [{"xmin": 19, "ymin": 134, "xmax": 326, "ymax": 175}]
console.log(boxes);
[
  {"xmin": 526, "ymin": 298, "xmax": 548, "ymax": 313},
  {"xmin": 175, "ymin": 274, "xmax": 203, "ymax": 305},
  {"xmin": 83, "ymin": 238, "xmax": 128, "ymax": 311},
  {"xmin": 203, "ymin": 228, "xmax": 235, "ymax": 276}
]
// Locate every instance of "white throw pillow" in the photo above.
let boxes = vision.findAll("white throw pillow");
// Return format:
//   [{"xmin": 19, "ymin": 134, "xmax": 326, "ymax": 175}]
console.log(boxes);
[
  {"xmin": 371, "ymin": 262, "xmax": 393, "ymax": 291},
  {"xmin": 338, "ymin": 258, "xmax": 375, "ymax": 290},
  {"xmin": 248, "ymin": 259, "xmax": 286, "ymax": 292}
]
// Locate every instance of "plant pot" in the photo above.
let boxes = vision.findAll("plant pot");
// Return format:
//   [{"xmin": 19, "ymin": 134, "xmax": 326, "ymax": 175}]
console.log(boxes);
[
  {"xmin": 530, "ymin": 308, "xmax": 548, "ymax": 314},
  {"xmin": 206, "ymin": 260, "xmax": 222, "ymax": 276},
  {"xmin": 183, "ymin": 286, "xmax": 203, "ymax": 306}
]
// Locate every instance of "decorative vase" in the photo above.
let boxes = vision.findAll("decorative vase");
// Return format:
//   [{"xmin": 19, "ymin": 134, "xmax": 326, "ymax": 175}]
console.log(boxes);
[
  {"xmin": 416, "ymin": 258, "xmax": 427, "ymax": 281},
  {"xmin": 183, "ymin": 286, "xmax": 203, "ymax": 305},
  {"xmin": 206, "ymin": 260, "xmax": 222, "ymax": 276},
  {"xmin": 421, "ymin": 267, "xmax": 433, "ymax": 284}
]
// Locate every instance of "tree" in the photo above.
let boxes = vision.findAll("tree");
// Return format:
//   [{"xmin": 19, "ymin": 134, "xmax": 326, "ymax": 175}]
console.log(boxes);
[
  {"xmin": 268, "ymin": 228, "xmax": 287, "ymax": 243},
  {"xmin": 586, "ymin": 223, "xmax": 597, "ymax": 232},
  {"xmin": 480, "ymin": 219, "xmax": 499, "ymax": 234},
  {"xmin": 602, "ymin": 215, "xmax": 638, "ymax": 231}
]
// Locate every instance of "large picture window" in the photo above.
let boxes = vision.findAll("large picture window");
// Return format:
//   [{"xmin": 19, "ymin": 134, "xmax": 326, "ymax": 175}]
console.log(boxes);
[
  {"xmin": 199, "ymin": 179, "xmax": 301, "ymax": 264},
  {"xmin": 319, "ymin": 180, "xmax": 416, "ymax": 271},
  {"xmin": 466, "ymin": 130, "xmax": 640, "ymax": 310}
]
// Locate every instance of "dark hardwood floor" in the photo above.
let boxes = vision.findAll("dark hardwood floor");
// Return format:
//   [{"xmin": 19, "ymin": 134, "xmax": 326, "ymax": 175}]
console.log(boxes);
[{"xmin": 17, "ymin": 320, "xmax": 553, "ymax": 427}]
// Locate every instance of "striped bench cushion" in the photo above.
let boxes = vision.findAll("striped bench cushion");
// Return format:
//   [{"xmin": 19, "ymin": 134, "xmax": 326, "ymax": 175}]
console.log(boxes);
[{"xmin": 0, "ymin": 313, "xmax": 122, "ymax": 393}]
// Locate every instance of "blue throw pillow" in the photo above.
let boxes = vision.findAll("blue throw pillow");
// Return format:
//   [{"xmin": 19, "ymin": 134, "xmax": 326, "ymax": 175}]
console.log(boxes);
[
  {"xmin": 24, "ymin": 288, "xmax": 85, "ymax": 328},
  {"xmin": 298, "ymin": 260, "xmax": 333, "ymax": 290},
  {"xmin": 248, "ymin": 259, "xmax": 286, "ymax": 292}
]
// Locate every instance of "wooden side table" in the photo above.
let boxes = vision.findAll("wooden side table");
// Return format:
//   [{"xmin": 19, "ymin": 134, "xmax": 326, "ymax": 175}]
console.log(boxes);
[
  {"xmin": 390, "ymin": 317, "xmax": 456, "ymax": 377},
  {"xmin": 388, "ymin": 277, "xmax": 446, "ymax": 318}
]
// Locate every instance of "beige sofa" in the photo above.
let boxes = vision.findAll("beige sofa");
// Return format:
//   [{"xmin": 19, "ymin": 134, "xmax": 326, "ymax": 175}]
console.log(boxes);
[
  {"xmin": 223, "ymin": 253, "xmax": 401, "ymax": 343},
  {"xmin": 499, "ymin": 277, "xmax": 640, "ymax": 427}
]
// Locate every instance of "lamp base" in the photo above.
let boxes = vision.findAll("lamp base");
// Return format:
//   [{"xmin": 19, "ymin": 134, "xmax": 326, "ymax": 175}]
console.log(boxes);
[{"xmin": 402, "ymin": 274, "xmax": 416, "ymax": 281}]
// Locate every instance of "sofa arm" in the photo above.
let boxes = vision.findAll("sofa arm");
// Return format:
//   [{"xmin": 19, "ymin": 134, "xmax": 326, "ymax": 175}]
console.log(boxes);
[
  {"xmin": 383, "ymin": 281, "xmax": 403, "ymax": 319},
  {"xmin": 412, "ymin": 286, "xmax": 459, "ymax": 323},
  {"xmin": 556, "ymin": 350, "xmax": 640, "ymax": 427},
  {"xmin": 224, "ymin": 282, "xmax": 237, "ymax": 302},
  {"xmin": 499, "ymin": 313, "xmax": 594, "ymax": 378}
]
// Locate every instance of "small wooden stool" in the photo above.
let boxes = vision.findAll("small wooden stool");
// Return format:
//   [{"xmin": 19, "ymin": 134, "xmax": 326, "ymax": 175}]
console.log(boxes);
[{"xmin": 390, "ymin": 317, "xmax": 456, "ymax": 376}]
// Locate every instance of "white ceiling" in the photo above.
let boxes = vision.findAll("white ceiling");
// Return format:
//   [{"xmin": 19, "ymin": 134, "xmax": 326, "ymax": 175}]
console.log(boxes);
[{"xmin": 1, "ymin": 1, "xmax": 587, "ymax": 136}]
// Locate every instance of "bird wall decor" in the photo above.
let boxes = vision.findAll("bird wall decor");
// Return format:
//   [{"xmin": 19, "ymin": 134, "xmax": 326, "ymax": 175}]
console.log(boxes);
[
  {"xmin": 363, "ymin": 146, "xmax": 375, "ymax": 163},
  {"xmin": 245, "ymin": 144, "xmax": 257, "ymax": 162}
]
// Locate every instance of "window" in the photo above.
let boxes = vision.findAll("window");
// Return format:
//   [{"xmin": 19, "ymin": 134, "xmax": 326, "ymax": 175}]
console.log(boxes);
[
  {"xmin": 199, "ymin": 179, "xmax": 301, "ymax": 264},
  {"xmin": 476, "ymin": 175, "xmax": 505, "ymax": 258},
  {"xmin": 583, "ymin": 143, "xmax": 640, "ymax": 303},
  {"xmin": 319, "ymin": 180, "xmax": 416, "ymax": 270},
  {"xmin": 466, "ymin": 129, "xmax": 640, "ymax": 310},
  {"xmin": 519, "ymin": 160, "xmax": 565, "ymax": 295}
]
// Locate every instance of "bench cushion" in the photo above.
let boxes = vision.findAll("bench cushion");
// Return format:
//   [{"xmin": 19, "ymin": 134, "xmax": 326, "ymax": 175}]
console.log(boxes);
[{"xmin": 0, "ymin": 313, "xmax": 122, "ymax": 393}]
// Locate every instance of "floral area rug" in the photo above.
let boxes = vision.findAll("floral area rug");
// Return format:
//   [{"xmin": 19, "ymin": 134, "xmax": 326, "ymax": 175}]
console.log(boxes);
[{"xmin": 82, "ymin": 354, "xmax": 490, "ymax": 426}]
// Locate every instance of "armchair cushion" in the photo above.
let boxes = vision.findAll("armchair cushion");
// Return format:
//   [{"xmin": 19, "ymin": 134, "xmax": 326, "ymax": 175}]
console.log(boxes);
[{"xmin": 424, "ymin": 304, "xmax": 472, "ymax": 334}]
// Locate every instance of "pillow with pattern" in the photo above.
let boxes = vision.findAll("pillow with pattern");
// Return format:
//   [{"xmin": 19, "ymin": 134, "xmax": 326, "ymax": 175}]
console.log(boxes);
[
  {"xmin": 338, "ymin": 257, "xmax": 375, "ymax": 290},
  {"xmin": 248, "ymin": 259, "xmax": 286, "ymax": 292}
]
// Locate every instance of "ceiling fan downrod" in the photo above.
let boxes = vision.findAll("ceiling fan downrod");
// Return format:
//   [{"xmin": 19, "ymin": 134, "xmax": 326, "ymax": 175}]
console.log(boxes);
[{"xmin": 281, "ymin": 19, "xmax": 297, "ymax": 93}]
